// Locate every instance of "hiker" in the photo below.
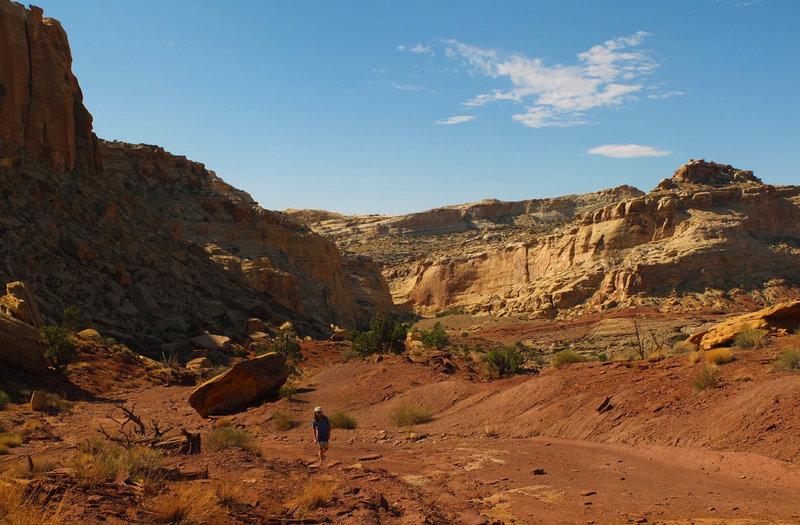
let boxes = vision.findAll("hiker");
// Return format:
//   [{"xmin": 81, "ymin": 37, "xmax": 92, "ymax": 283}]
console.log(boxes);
[{"xmin": 312, "ymin": 406, "xmax": 331, "ymax": 461}]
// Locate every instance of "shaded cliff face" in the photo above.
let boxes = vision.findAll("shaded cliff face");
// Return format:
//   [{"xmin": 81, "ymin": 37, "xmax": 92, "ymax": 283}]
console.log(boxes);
[
  {"xmin": 295, "ymin": 162, "xmax": 800, "ymax": 319},
  {"xmin": 0, "ymin": 2, "xmax": 395, "ymax": 351},
  {"xmin": 100, "ymin": 141, "xmax": 397, "ymax": 329},
  {"xmin": 0, "ymin": 3, "xmax": 100, "ymax": 173}
]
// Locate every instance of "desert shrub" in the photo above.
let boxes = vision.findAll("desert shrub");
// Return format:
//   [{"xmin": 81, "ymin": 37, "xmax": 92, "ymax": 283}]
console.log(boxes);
[
  {"xmin": 485, "ymin": 347, "xmax": 524, "ymax": 377},
  {"xmin": 39, "ymin": 326, "xmax": 75, "ymax": 373},
  {"xmin": 421, "ymin": 322, "xmax": 449, "ymax": 350},
  {"xmin": 551, "ymin": 349, "xmax": 587, "ymax": 367},
  {"xmin": 270, "ymin": 326, "xmax": 304, "ymax": 374},
  {"xmin": 62, "ymin": 305, "xmax": 81, "ymax": 332},
  {"xmin": 688, "ymin": 351, "xmax": 703, "ymax": 365},
  {"xmin": 329, "ymin": 411, "xmax": 357, "ymax": 429},
  {"xmin": 0, "ymin": 391, "xmax": 9, "ymax": 410},
  {"xmin": 33, "ymin": 392, "xmax": 71, "ymax": 414},
  {"xmin": 288, "ymin": 479, "xmax": 337, "ymax": 512},
  {"xmin": 770, "ymin": 347, "xmax": 800, "ymax": 372},
  {"xmin": 339, "ymin": 347, "xmax": 358, "ymax": 362},
  {"xmin": 672, "ymin": 340, "xmax": 697, "ymax": 354},
  {"xmin": 152, "ymin": 483, "xmax": 220, "ymax": 524},
  {"xmin": 272, "ymin": 411, "xmax": 296, "ymax": 431},
  {"xmin": 230, "ymin": 344, "xmax": 248, "ymax": 358},
  {"xmin": 391, "ymin": 404, "xmax": 433, "ymax": 426},
  {"xmin": 692, "ymin": 364, "xmax": 721, "ymax": 392},
  {"xmin": 205, "ymin": 427, "xmax": 254, "ymax": 450},
  {"xmin": 705, "ymin": 347, "xmax": 735, "ymax": 364},
  {"xmin": 734, "ymin": 328, "xmax": 768, "ymax": 349},
  {"xmin": 73, "ymin": 440, "xmax": 164, "ymax": 487},
  {"xmin": 348, "ymin": 314, "xmax": 408, "ymax": 357},
  {"xmin": 279, "ymin": 385, "xmax": 298, "ymax": 399}
]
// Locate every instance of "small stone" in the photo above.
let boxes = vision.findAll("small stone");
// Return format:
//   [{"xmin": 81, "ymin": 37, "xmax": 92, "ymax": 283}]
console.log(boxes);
[{"xmin": 533, "ymin": 468, "xmax": 546, "ymax": 475}]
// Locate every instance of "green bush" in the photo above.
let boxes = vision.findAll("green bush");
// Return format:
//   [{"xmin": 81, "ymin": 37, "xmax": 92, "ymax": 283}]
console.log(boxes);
[
  {"xmin": 39, "ymin": 326, "xmax": 75, "ymax": 373},
  {"xmin": 421, "ymin": 322, "xmax": 449, "ymax": 350},
  {"xmin": 0, "ymin": 391, "xmax": 9, "ymax": 411},
  {"xmin": 551, "ymin": 349, "xmax": 587, "ymax": 367},
  {"xmin": 279, "ymin": 385, "xmax": 297, "ymax": 399},
  {"xmin": 770, "ymin": 348, "xmax": 800, "ymax": 372},
  {"xmin": 62, "ymin": 305, "xmax": 81, "ymax": 332},
  {"xmin": 270, "ymin": 326, "xmax": 304, "ymax": 374},
  {"xmin": 485, "ymin": 347, "xmax": 524, "ymax": 377},
  {"xmin": 391, "ymin": 404, "xmax": 433, "ymax": 426},
  {"xmin": 348, "ymin": 315, "xmax": 408, "ymax": 357},
  {"xmin": 734, "ymin": 328, "xmax": 768, "ymax": 349},
  {"xmin": 329, "ymin": 411, "xmax": 357, "ymax": 429}
]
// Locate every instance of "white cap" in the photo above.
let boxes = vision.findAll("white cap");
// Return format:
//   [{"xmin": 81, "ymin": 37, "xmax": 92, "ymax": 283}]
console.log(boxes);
[{"xmin": 314, "ymin": 406, "xmax": 322, "ymax": 412}]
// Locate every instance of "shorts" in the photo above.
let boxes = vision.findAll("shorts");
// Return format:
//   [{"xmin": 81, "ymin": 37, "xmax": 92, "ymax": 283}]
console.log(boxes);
[{"xmin": 317, "ymin": 440, "xmax": 329, "ymax": 448}]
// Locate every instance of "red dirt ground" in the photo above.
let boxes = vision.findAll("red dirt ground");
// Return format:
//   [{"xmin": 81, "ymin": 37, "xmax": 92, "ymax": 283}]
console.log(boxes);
[{"xmin": 2, "ymin": 312, "xmax": 800, "ymax": 524}]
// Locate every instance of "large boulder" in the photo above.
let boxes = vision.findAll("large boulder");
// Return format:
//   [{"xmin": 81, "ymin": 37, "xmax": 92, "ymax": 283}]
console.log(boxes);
[
  {"xmin": 0, "ymin": 312, "xmax": 48, "ymax": 372},
  {"xmin": 0, "ymin": 281, "xmax": 44, "ymax": 328},
  {"xmin": 687, "ymin": 300, "xmax": 800, "ymax": 350},
  {"xmin": 188, "ymin": 352, "xmax": 288, "ymax": 417}
]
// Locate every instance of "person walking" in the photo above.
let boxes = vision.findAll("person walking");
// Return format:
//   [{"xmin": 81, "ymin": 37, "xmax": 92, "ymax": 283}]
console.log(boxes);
[{"xmin": 312, "ymin": 406, "xmax": 331, "ymax": 461}]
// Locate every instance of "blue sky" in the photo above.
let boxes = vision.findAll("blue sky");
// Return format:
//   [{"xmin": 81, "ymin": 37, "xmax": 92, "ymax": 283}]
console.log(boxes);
[{"xmin": 36, "ymin": 1, "xmax": 799, "ymax": 215}]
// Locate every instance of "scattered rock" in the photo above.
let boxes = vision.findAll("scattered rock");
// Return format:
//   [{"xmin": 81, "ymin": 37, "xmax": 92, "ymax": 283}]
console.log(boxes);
[
  {"xmin": 190, "ymin": 333, "xmax": 231, "ymax": 350},
  {"xmin": 30, "ymin": 390, "xmax": 47, "ymax": 411},
  {"xmin": 0, "ymin": 312, "xmax": 47, "ymax": 373},
  {"xmin": 0, "ymin": 281, "xmax": 44, "ymax": 328}
]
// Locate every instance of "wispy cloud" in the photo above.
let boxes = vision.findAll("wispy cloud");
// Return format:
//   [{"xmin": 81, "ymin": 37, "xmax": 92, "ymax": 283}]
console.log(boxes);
[
  {"xmin": 435, "ymin": 115, "xmax": 476, "ymax": 125},
  {"xmin": 410, "ymin": 43, "xmax": 432, "ymax": 54},
  {"xmin": 391, "ymin": 82, "xmax": 425, "ymax": 91},
  {"xmin": 587, "ymin": 144, "xmax": 672, "ymax": 158},
  {"xmin": 441, "ymin": 31, "xmax": 662, "ymax": 128},
  {"xmin": 396, "ymin": 45, "xmax": 406, "ymax": 51},
  {"xmin": 647, "ymin": 90, "xmax": 686, "ymax": 99}
]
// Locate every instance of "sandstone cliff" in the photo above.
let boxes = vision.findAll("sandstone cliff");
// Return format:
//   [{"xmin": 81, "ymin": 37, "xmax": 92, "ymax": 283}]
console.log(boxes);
[
  {"xmin": 295, "ymin": 161, "xmax": 800, "ymax": 319},
  {"xmin": 0, "ymin": 2, "xmax": 395, "ymax": 352}
]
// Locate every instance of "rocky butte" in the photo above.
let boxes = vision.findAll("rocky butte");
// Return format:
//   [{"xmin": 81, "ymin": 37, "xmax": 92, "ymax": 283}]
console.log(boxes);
[
  {"xmin": 291, "ymin": 160, "xmax": 800, "ymax": 319},
  {"xmin": 0, "ymin": 1, "xmax": 395, "ymax": 354}
]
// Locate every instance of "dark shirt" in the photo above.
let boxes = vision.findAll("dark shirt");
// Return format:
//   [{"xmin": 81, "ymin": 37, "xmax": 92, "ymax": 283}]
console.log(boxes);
[{"xmin": 312, "ymin": 415, "xmax": 330, "ymax": 441}]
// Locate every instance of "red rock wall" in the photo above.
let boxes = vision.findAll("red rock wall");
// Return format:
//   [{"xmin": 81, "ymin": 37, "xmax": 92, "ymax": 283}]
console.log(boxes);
[{"xmin": 0, "ymin": 2, "xmax": 99, "ymax": 174}]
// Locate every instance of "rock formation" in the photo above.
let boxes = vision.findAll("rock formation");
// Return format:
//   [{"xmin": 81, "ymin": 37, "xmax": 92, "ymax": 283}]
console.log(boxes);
[
  {"xmin": 688, "ymin": 300, "xmax": 800, "ymax": 350},
  {"xmin": 0, "ymin": 2, "xmax": 395, "ymax": 355},
  {"xmin": 295, "ymin": 161, "xmax": 800, "ymax": 319},
  {"xmin": 188, "ymin": 352, "xmax": 288, "ymax": 417}
]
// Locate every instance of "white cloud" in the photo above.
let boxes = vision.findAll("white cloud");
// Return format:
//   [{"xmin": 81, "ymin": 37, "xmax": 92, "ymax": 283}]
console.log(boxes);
[
  {"xmin": 391, "ymin": 82, "xmax": 425, "ymax": 91},
  {"xmin": 647, "ymin": 90, "xmax": 686, "ymax": 99},
  {"xmin": 440, "ymin": 31, "xmax": 666, "ymax": 128},
  {"xmin": 435, "ymin": 115, "xmax": 476, "ymax": 125},
  {"xmin": 396, "ymin": 45, "xmax": 406, "ymax": 51},
  {"xmin": 587, "ymin": 144, "xmax": 672, "ymax": 158},
  {"xmin": 410, "ymin": 43, "xmax": 432, "ymax": 54}
]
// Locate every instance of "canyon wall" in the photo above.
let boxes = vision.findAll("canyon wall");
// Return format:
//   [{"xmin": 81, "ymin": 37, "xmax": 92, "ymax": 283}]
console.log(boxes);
[{"xmin": 0, "ymin": 2, "xmax": 395, "ymax": 354}]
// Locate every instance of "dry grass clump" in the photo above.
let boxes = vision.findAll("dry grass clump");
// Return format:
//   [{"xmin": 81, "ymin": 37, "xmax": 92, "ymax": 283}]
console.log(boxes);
[
  {"xmin": 72, "ymin": 440, "xmax": 164, "ymax": 488},
  {"xmin": 279, "ymin": 385, "xmax": 298, "ymax": 399},
  {"xmin": 152, "ymin": 483, "xmax": 221, "ymax": 524},
  {"xmin": 0, "ymin": 432, "xmax": 23, "ymax": 455},
  {"xmin": 688, "ymin": 351, "xmax": 703, "ymax": 365},
  {"xmin": 272, "ymin": 411, "xmax": 296, "ymax": 431},
  {"xmin": 769, "ymin": 347, "xmax": 800, "ymax": 373},
  {"xmin": 672, "ymin": 340, "xmax": 697, "ymax": 354},
  {"xmin": 213, "ymin": 478, "xmax": 244, "ymax": 508},
  {"xmin": 0, "ymin": 391, "xmax": 9, "ymax": 410},
  {"xmin": 288, "ymin": 478, "xmax": 337, "ymax": 512},
  {"xmin": 733, "ymin": 328, "xmax": 768, "ymax": 349},
  {"xmin": 483, "ymin": 423, "xmax": 499, "ymax": 438},
  {"xmin": 391, "ymin": 404, "xmax": 433, "ymax": 426},
  {"xmin": 329, "ymin": 411, "xmax": 357, "ymax": 429},
  {"xmin": 0, "ymin": 481, "xmax": 68, "ymax": 525},
  {"xmin": 205, "ymin": 426, "xmax": 255, "ymax": 451},
  {"xmin": 705, "ymin": 347, "xmax": 735, "ymax": 365},
  {"xmin": 551, "ymin": 349, "xmax": 587, "ymax": 367},
  {"xmin": 692, "ymin": 364, "xmax": 721, "ymax": 392}
]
